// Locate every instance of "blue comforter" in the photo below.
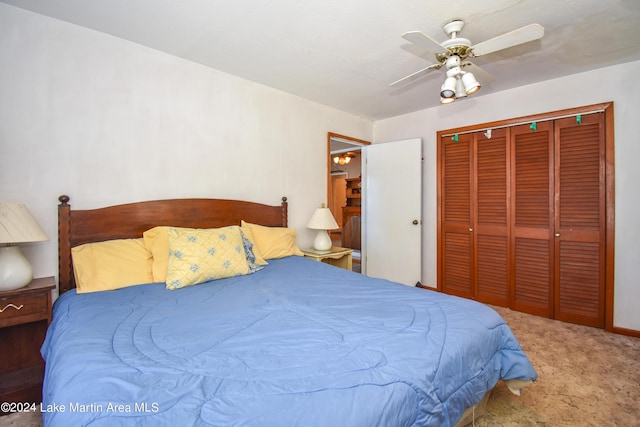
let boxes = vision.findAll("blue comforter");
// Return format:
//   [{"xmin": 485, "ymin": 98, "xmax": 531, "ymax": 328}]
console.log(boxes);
[{"xmin": 41, "ymin": 256, "xmax": 536, "ymax": 426}]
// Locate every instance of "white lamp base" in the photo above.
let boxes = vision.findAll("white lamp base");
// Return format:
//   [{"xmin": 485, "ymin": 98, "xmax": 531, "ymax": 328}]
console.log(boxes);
[
  {"xmin": 0, "ymin": 246, "xmax": 33, "ymax": 291},
  {"xmin": 312, "ymin": 230, "xmax": 332, "ymax": 251}
]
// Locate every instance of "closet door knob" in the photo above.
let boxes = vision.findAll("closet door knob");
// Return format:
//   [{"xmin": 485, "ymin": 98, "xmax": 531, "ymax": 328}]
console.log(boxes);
[
  {"xmin": 555, "ymin": 233, "xmax": 560, "ymax": 237},
  {"xmin": 469, "ymin": 228, "xmax": 473, "ymax": 232}
]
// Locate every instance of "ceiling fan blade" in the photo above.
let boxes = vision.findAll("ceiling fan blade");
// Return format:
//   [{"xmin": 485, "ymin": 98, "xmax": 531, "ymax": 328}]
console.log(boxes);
[
  {"xmin": 390, "ymin": 63, "xmax": 442, "ymax": 87},
  {"xmin": 401, "ymin": 31, "xmax": 444, "ymax": 57},
  {"xmin": 471, "ymin": 23, "xmax": 544, "ymax": 56},
  {"xmin": 462, "ymin": 62, "xmax": 494, "ymax": 85}
]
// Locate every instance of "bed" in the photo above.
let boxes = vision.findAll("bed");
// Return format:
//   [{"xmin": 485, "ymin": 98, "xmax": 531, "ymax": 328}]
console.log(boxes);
[{"xmin": 42, "ymin": 195, "xmax": 537, "ymax": 427}]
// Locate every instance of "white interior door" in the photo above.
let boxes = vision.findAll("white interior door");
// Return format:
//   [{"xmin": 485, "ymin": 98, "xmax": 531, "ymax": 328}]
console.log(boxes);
[{"xmin": 363, "ymin": 138, "xmax": 422, "ymax": 286}]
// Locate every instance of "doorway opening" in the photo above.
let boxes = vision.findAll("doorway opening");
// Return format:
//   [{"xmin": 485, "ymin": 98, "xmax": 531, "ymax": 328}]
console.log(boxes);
[{"xmin": 327, "ymin": 133, "xmax": 370, "ymax": 272}]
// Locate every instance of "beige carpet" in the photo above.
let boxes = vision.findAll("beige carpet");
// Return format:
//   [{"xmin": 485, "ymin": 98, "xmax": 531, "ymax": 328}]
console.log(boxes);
[
  {"xmin": 1, "ymin": 306, "xmax": 638, "ymax": 427},
  {"xmin": 473, "ymin": 306, "xmax": 640, "ymax": 426}
]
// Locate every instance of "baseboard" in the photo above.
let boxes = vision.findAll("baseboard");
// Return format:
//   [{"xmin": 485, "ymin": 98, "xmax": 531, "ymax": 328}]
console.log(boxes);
[{"xmin": 611, "ymin": 326, "xmax": 640, "ymax": 338}]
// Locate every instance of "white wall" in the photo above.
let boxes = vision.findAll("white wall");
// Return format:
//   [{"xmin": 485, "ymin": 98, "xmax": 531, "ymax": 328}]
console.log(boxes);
[
  {"xmin": 0, "ymin": 4, "xmax": 371, "ymax": 294},
  {"xmin": 2, "ymin": 3, "xmax": 636, "ymax": 330},
  {"xmin": 373, "ymin": 59, "xmax": 640, "ymax": 331}
]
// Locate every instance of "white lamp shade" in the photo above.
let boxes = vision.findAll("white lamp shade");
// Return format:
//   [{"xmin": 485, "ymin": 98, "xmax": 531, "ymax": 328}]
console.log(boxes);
[
  {"xmin": 0, "ymin": 203, "xmax": 49, "ymax": 244},
  {"xmin": 306, "ymin": 207, "xmax": 339, "ymax": 230},
  {"xmin": 0, "ymin": 203, "xmax": 48, "ymax": 290},
  {"xmin": 307, "ymin": 207, "xmax": 338, "ymax": 251}
]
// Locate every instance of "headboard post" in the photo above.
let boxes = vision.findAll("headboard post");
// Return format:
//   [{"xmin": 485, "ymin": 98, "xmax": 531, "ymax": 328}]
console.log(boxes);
[
  {"xmin": 58, "ymin": 195, "xmax": 73, "ymax": 294},
  {"xmin": 281, "ymin": 197, "xmax": 288, "ymax": 227}
]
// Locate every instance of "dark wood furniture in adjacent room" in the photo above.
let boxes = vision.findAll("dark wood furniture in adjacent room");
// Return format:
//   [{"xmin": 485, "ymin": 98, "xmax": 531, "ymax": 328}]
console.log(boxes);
[{"xmin": 341, "ymin": 177, "xmax": 362, "ymax": 251}]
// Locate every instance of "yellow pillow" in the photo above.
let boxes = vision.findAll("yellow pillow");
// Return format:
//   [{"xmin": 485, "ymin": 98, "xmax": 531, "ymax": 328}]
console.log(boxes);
[
  {"xmin": 240, "ymin": 221, "xmax": 303, "ymax": 260},
  {"xmin": 238, "ymin": 226, "xmax": 268, "ymax": 266},
  {"xmin": 71, "ymin": 238, "xmax": 154, "ymax": 294},
  {"xmin": 165, "ymin": 226, "xmax": 250, "ymax": 290},
  {"xmin": 143, "ymin": 226, "xmax": 171, "ymax": 282}
]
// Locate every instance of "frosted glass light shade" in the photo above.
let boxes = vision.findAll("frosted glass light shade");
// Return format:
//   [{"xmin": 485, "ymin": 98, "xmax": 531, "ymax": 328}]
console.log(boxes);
[
  {"xmin": 0, "ymin": 246, "xmax": 33, "ymax": 290},
  {"xmin": 462, "ymin": 72, "xmax": 481, "ymax": 95},
  {"xmin": 440, "ymin": 76, "xmax": 457, "ymax": 99}
]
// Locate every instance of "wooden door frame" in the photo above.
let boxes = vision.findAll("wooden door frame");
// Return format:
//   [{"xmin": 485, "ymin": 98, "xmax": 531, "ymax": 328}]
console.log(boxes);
[
  {"xmin": 437, "ymin": 102, "xmax": 616, "ymax": 332},
  {"xmin": 326, "ymin": 132, "xmax": 371, "ymax": 235}
]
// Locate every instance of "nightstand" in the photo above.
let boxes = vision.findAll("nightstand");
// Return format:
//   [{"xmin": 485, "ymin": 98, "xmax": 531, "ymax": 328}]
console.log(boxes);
[
  {"xmin": 302, "ymin": 246, "xmax": 353, "ymax": 271},
  {"xmin": 0, "ymin": 277, "xmax": 55, "ymax": 413}
]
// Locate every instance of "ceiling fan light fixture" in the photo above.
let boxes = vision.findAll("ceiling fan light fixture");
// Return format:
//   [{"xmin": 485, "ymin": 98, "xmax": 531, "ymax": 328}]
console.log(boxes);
[
  {"xmin": 394, "ymin": 19, "xmax": 544, "ymax": 106},
  {"xmin": 440, "ymin": 76, "xmax": 457, "ymax": 98},
  {"xmin": 455, "ymin": 77, "xmax": 467, "ymax": 99},
  {"xmin": 461, "ymin": 71, "xmax": 481, "ymax": 95}
]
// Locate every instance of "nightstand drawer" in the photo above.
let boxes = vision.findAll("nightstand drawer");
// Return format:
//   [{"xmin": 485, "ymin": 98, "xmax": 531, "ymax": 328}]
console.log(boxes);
[
  {"xmin": 0, "ymin": 277, "xmax": 54, "ymax": 408},
  {"xmin": 0, "ymin": 293, "xmax": 48, "ymax": 326}
]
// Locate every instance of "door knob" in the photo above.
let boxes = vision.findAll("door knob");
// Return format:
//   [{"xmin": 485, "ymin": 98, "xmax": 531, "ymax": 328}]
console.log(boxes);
[
  {"xmin": 555, "ymin": 233, "xmax": 560, "ymax": 237},
  {"xmin": 469, "ymin": 228, "xmax": 473, "ymax": 232},
  {"xmin": 412, "ymin": 219, "xmax": 419, "ymax": 225}
]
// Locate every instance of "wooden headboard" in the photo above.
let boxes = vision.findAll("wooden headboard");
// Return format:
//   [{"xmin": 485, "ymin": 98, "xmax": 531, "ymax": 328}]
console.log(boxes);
[{"xmin": 57, "ymin": 195, "xmax": 288, "ymax": 294}]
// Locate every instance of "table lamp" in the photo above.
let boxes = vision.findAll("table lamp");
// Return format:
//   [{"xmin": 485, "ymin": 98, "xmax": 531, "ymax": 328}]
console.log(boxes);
[
  {"xmin": 0, "ymin": 203, "xmax": 49, "ymax": 291},
  {"xmin": 306, "ymin": 204, "xmax": 339, "ymax": 251}
]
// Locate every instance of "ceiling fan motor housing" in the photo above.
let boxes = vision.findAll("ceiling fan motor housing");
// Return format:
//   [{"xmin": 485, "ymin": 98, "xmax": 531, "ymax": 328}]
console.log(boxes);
[
  {"xmin": 437, "ymin": 21, "xmax": 472, "ymax": 62},
  {"xmin": 443, "ymin": 20, "xmax": 465, "ymax": 37}
]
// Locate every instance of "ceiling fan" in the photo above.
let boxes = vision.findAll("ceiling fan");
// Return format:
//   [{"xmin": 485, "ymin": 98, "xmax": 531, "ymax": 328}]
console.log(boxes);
[{"xmin": 391, "ymin": 20, "xmax": 544, "ymax": 104}]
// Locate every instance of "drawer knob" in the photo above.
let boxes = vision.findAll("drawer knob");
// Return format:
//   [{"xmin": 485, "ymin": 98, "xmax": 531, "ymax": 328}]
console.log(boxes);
[{"xmin": 0, "ymin": 303, "xmax": 24, "ymax": 313}]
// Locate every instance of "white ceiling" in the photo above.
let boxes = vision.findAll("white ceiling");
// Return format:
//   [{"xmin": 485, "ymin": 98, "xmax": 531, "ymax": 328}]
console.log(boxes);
[{"xmin": 2, "ymin": 0, "xmax": 639, "ymax": 121}]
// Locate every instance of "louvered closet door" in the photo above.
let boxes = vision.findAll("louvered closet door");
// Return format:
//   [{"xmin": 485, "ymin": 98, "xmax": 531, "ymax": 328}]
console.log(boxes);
[
  {"xmin": 554, "ymin": 114, "xmax": 605, "ymax": 327},
  {"xmin": 474, "ymin": 128, "xmax": 509, "ymax": 306},
  {"xmin": 440, "ymin": 133, "xmax": 473, "ymax": 298},
  {"xmin": 511, "ymin": 122, "xmax": 555, "ymax": 318}
]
